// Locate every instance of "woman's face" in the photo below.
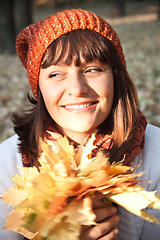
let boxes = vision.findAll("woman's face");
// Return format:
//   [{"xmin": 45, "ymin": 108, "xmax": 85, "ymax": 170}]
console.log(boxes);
[{"xmin": 39, "ymin": 59, "xmax": 114, "ymax": 143}]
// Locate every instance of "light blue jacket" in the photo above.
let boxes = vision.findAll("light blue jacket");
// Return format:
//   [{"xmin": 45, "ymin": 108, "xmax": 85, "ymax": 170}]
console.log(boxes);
[{"xmin": 0, "ymin": 124, "xmax": 160, "ymax": 239}]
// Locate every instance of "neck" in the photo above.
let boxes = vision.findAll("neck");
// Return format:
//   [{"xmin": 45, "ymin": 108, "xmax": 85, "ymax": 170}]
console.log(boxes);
[{"xmin": 56, "ymin": 126, "xmax": 93, "ymax": 145}]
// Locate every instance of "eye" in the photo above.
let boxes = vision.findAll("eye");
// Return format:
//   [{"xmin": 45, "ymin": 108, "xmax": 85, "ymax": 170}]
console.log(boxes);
[
  {"xmin": 48, "ymin": 72, "xmax": 66, "ymax": 81},
  {"xmin": 85, "ymin": 67, "xmax": 102, "ymax": 73},
  {"xmin": 84, "ymin": 67, "xmax": 103, "ymax": 75},
  {"xmin": 49, "ymin": 72, "xmax": 61, "ymax": 78}
]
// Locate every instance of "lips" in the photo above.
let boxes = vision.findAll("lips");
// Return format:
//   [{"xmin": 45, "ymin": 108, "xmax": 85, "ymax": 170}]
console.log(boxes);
[{"xmin": 61, "ymin": 101, "xmax": 98, "ymax": 110}]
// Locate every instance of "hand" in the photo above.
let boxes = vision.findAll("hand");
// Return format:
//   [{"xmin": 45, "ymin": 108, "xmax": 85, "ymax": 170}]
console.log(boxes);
[{"xmin": 80, "ymin": 193, "xmax": 119, "ymax": 240}]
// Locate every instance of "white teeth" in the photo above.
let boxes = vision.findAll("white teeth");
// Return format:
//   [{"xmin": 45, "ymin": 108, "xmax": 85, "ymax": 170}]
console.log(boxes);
[{"xmin": 65, "ymin": 103, "xmax": 92, "ymax": 110}]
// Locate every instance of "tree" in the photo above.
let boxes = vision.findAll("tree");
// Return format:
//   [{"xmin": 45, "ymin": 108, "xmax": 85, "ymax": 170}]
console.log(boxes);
[
  {"xmin": 0, "ymin": 0, "xmax": 33, "ymax": 54},
  {"xmin": 14, "ymin": 0, "xmax": 33, "ymax": 36},
  {"xmin": 111, "ymin": 0, "xmax": 126, "ymax": 18},
  {"xmin": 0, "ymin": 0, "xmax": 16, "ymax": 54},
  {"xmin": 158, "ymin": 0, "xmax": 160, "ymax": 19}
]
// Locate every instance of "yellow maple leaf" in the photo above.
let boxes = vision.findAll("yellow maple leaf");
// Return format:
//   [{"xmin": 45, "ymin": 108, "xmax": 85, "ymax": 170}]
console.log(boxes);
[
  {"xmin": 4, "ymin": 209, "xmax": 38, "ymax": 239},
  {"xmin": 1, "ymin": 132, "xmax": 160, "ymax": 240},
  {"xmin": 108, "ymin": 186, "xmax": 160, "ymax": 224},
  {"xmin": 1, "ymin": 186, "xmax": 26, "ymax": 207}
]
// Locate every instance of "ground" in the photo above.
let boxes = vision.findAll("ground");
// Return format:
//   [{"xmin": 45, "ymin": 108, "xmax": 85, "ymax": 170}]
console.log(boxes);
[{"xmin": 0, "ymin": 0, "xmax": 160, "ymax": 142}]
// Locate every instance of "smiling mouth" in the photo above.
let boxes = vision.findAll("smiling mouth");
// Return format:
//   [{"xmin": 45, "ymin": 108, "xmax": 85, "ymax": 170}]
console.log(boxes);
[{"xmin": 62, "ymin": 101, "xmax": 98, "ymax": 110}]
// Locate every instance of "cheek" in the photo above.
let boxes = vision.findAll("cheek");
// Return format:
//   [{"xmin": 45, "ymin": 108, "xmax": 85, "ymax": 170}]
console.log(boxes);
[
  {"xmin": 40, "ymin": 86, "xmax": 58, "ymax": 114},
  {"xmin": 44, "ymin": 91, "xmax": 59, "ymax": 107},
  {"xmin": 95, "ymin": 78, "xmax": 114, "ymax": 99},
  {"xmin": 40, "ymin": 80, "xmax": 63, "ymax": 104}
]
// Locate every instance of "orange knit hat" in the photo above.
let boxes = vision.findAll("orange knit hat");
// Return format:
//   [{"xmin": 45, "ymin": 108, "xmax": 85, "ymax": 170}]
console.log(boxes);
[{"xmin": 16, "ymin": 8, "xmax": 126, "ymax": 98}]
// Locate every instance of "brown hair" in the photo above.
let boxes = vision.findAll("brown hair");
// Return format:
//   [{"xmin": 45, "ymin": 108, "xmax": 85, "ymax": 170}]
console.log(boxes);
[
  {"xmin": 16, "ymin": 8, "xmax": 126, "ymax": 98},
  {"xmin": 13, "ymin": 29, "xmax": 139, "ymax": 165}
]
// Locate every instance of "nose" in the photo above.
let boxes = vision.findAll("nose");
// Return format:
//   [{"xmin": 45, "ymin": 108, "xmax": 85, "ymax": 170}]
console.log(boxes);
[{"xmin": 66, "ymin": 71, "xmax": 88, "ymax": 96}]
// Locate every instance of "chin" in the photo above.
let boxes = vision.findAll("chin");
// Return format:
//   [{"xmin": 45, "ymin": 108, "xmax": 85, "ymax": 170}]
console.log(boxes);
[{"xmin": 70, "ymin": 125, "xmax": 95, "ymax": 134}]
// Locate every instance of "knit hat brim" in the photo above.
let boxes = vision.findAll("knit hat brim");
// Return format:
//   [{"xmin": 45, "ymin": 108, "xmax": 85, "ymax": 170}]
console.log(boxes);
[{"xmin": 16, "ymin": 9, "xmax": 126, "ymax": 98}]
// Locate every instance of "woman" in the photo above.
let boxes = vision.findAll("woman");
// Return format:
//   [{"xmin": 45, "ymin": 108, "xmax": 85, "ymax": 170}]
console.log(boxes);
[{"xmin": 0, "ymin": 9, "xmax": 160, "ymax": 240}]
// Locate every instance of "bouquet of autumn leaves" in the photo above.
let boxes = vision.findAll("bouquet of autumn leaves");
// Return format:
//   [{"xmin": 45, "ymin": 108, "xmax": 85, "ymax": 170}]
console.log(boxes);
[{"xmin": 1, "ymin": 132, "xmax": 160, "ymax": 240}]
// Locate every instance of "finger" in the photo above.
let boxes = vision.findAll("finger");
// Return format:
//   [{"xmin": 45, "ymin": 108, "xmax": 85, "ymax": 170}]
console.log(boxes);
[
  {"xmin": 81, "ymin": 206, "xmax": 117, "ymax": 232},
  {"xmin": 99, "ymin": 228, "xmax": 119, "ymax": 240},
  {"xmin": 94, "ymin": 206, "xmax": 117, "ymax": 222},
  {"xmin": 80, "ymin": 224, "xmax": 92, "ymax": 233},
  {"xmin": 93, "ymin": 198, "xmax": 111, "ymax": 209},
  {"xmin": 92, "ymin": 192, "xmax": 106, "ymax": 206},
  {"xmin": 81, "ymin": 206, "xmax": 118, "ymax": 232},
  {"xmin": 80, "ymin": 215, "xmax": 119, "ymax": 240},
  {"xmin": 93, "ymin": 199, "xmax": 106, "ymax": 209},
  {"xmin": 92, "ymin": 193, "xmax": 112, "ymax": 209},
  {"xmin": 92, "ymin": 192, "xmax": 104, "ymax": 200}
]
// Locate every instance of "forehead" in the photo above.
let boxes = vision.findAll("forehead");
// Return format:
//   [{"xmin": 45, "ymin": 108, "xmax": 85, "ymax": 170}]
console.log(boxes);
[{"xmin": 41, "ymin": 29, "xmax": 112, "ymax": 68}]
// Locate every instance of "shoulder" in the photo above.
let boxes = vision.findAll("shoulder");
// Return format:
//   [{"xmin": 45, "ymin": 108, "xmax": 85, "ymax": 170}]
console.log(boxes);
[
  {"xmin": 143, "ymin": 124, "xmax": 160, "ymax": 168},
  {"xmin": 131, "ymin": 125, "xmax": 160, "ymax": 239},
  {"xmin": 0, "ymin": 134, "xmax": 19, "ymax": 152},
  {"xmin": 134, "ymin": 124, "xmax": 160, "ymax": 191},
  {"xmin": 0, "ymin": 135, "xmax": 23, "ymax": 192},
  {"xmin": 145, "ymin": 124, "xmax": 160, "ymax": 147},
  {"xmin": 0, "ymin": 136, "xmax": 23, "ymax": 239},
  {"xmin": 141, "ymin": 124, "xmax": 160, "ymax": 163},
  {"xmin": 0, "ymin": 134, "xmax": 23, "ymax": 170}
]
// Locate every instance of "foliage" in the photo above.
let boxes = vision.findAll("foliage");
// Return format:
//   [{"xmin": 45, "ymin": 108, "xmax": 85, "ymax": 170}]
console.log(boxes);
[{"xmin": 1, "ymin": 133, "xmax": 160, "ymax": 239}]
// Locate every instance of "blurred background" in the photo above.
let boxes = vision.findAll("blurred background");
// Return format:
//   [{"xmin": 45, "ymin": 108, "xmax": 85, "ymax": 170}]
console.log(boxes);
[{"xmin": 0, "ymin": 0, "xmax": 160, "ymax": 142}]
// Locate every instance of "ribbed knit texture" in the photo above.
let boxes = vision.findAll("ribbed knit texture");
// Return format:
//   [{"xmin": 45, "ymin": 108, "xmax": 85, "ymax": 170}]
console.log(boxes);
[{"xmin": 16, "ymin": 9, "xmax": 126, "ymax": 98}]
